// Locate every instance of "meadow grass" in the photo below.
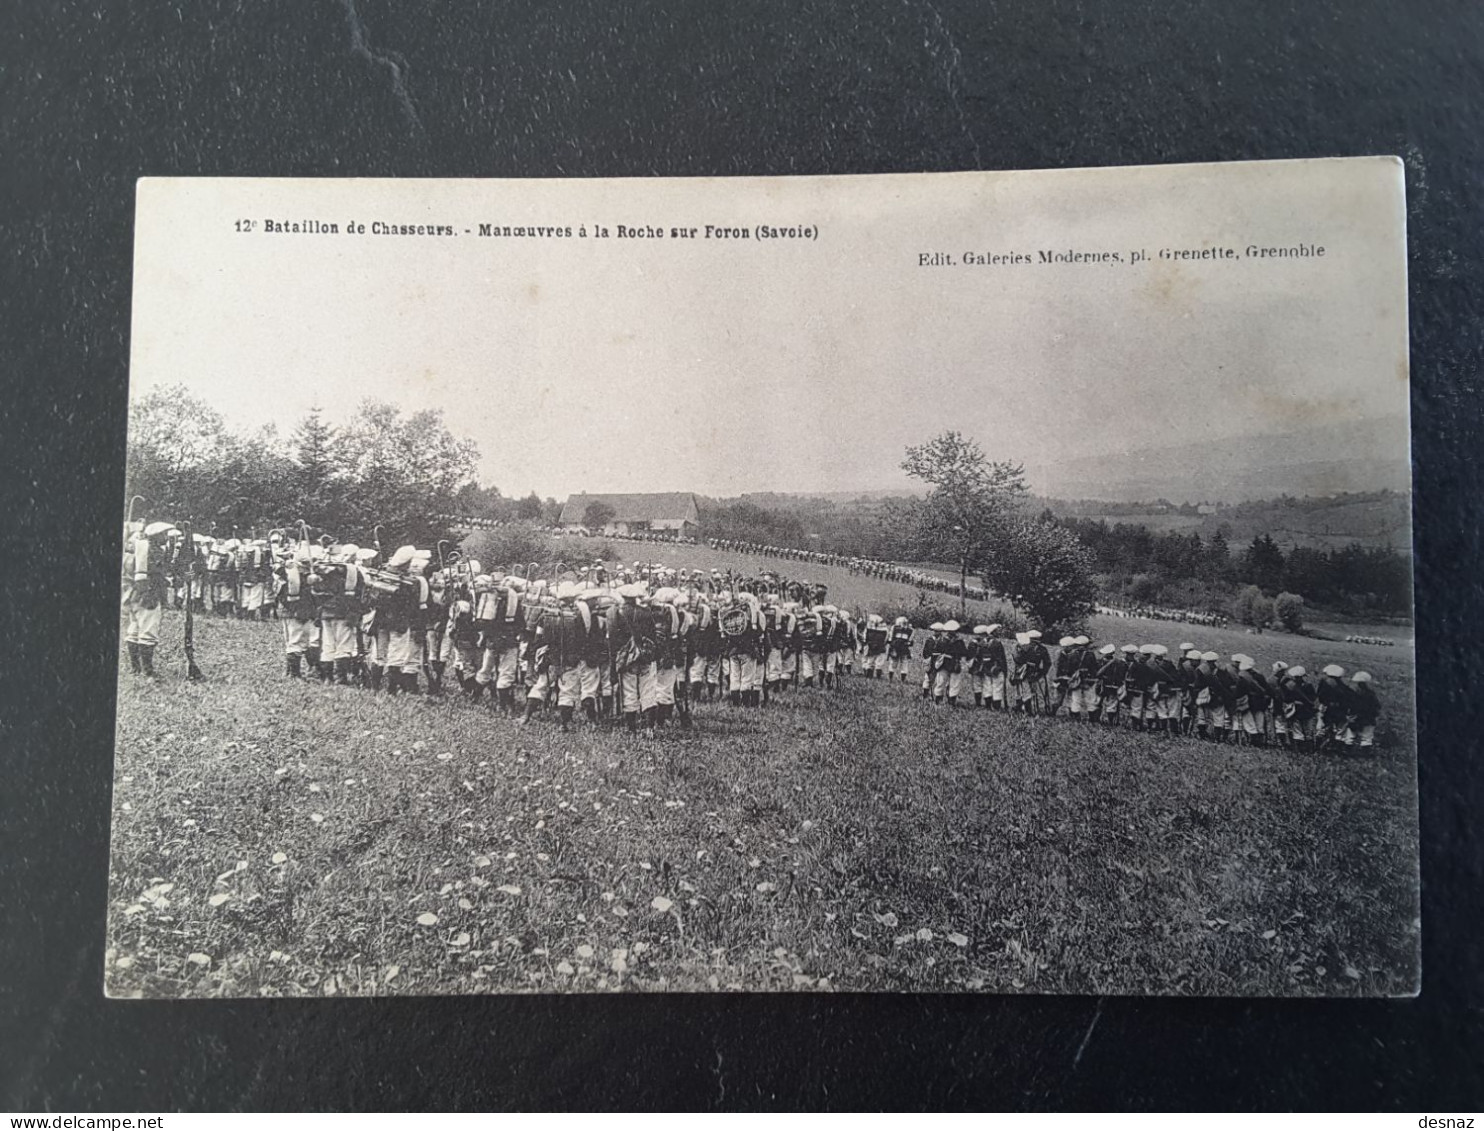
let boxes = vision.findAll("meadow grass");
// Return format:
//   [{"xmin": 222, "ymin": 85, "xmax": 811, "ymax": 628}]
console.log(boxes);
[{"xmin": 107, "ymin": 583, "xmax": 1418, "ymax": 998}]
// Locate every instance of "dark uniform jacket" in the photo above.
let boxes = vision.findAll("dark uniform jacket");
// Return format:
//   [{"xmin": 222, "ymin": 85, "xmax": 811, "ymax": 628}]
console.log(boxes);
[
  {"xmin": 275, "ymin": 563, "xmax": 316, "ymax": 620},
  {"xmin": 1096, "ymin": 657, "xmax": 1128, "ymax": 695},
  {"xmin": 1316, "ymin": 676, "xmax": 1353, "ymax": 725},
  {"xmin": 532, "ymin": 603, "xmax": 591, "ymax": 672},
  {"xmin": 609, "ymin": 602, "xmax": 658, "ymax": 670},
  {"xmin": 312, "ymin": 562, "xmax": 363, "ymax": 622},
  {"xmin": 888, "ymin": 624, "xmax": 914, "ymax": 659},
  {"xmin": 1349, "ymin": 683, "xmax": 1380, "ymax": 726},
  {"xmin": 1281, "ymin": 676, "xmax": 1317, "ymax": 721}
]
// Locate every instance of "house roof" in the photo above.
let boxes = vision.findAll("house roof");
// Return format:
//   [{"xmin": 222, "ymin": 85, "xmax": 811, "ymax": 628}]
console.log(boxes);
[{"xmin": 558, "ymin": 492, "xmax": 699, "ymax": 525}]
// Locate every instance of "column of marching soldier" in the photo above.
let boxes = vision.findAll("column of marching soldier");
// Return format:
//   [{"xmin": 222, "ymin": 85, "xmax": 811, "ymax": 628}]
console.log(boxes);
[{"xmin": 121, "ymin": 521, "xmax": 1384, "ymax": 750}]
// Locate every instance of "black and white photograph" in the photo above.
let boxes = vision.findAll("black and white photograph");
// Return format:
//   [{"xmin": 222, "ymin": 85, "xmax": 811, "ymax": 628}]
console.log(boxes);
[{"xmin": 108, "ymin": 159, "xmax": 1417, "ymax": 999}]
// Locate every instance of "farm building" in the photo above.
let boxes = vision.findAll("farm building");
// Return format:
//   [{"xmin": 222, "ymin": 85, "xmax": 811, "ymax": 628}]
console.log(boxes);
[{"xmin": 558, "ymin": 492, "xmax": 701, "ymax": 538}]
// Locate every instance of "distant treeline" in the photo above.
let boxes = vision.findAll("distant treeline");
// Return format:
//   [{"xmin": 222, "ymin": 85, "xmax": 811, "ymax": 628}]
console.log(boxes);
[
  {"xmin": 1025, "ymin": 518, "xmax": 1410, "ymax": 618},
  {"xmin": 690, "ymin": 496, "xmax": 1411, "ymax": 620}
]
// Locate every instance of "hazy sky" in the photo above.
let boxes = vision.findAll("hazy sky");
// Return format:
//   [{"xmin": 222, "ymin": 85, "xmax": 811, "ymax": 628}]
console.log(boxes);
[{"xmin": 130, "ymin": 161, "xmax": 1410, "ymax": 500}]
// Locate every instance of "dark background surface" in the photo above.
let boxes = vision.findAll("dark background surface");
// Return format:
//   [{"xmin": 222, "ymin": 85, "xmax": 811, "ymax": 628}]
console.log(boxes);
[{"xmin": 3, "ymin": 0, "xmax": 1481, "ymax": 1111}]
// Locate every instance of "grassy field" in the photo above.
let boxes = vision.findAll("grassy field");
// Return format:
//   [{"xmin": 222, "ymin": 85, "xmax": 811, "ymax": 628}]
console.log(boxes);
[{"xmin": 106, "ymin": 551, "xmax": 1419, "ymax": 999}]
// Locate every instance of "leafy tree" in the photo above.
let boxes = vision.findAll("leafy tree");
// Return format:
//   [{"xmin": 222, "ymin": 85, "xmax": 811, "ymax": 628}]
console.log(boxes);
[
  {"xmin": 514, "ymin": 492, "xmax": 544, "ymax": 521},
  {"xmin": 1275, "ymin": 591, "xmax": 1305, "ymax": 632},
  {"xmin": 1233, "ymin": 584, "xmax": 1263, "ymax": 627},
  {"xmin": 461, "ymin": 522, "xmax": 551, "ymax": 575},
  {"xmin": 334, "ymin": 400, "xmax": 480, "ymax": 545},
  {"xmin": 900, "ymin": 431, "xmax": 1028, "ymax": 610},
  {"xmin": 976, "ymin": 517, "xmax": 1097, "ymax": 633},
  {"xmin": 1251, "ymin": 593, "xmax": 1275, "ymax": 632},
  {"xmin": 124, "ymin": 385, "xmax": 229, "ymax": 522},
  {"xmin": 582, "ymin": 501, "xmax": 616, "ymax": 530}
]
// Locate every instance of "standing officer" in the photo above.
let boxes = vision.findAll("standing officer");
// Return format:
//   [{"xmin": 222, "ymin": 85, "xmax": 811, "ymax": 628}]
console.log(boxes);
[
  {"xmin": 886, "ymin": 616, "xmax": 915, "ymax": 683},
  {"xmin": 123, "ymin": 520, "xmax": 175, "ymax": 678}
]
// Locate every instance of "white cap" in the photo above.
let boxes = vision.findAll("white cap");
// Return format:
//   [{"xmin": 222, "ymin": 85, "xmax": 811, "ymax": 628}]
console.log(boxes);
[
  {"xmin": 1287, "ymin": 665, "xmax": 1307, "ymax": 678},
  {"xmin": 895, "ymin": 616, "xmax": 909, "ymax": 626},
  {"xmin": 1272, "ymin": 660, "xmax": 1289, "ymax": 673},
  {"xmin": 1151, "ymin": 644, "xmax": 1168, "ymax": 657},
  {"xmin": 1185, "ymin": 649, "xmax": 1203, "ymax": 660},
  {"xmin": 1180, "ymin": 642, "xmax": 1196, "ymax": 652},
  {"xmin": 1201, "ymin": 651, "xmax": 1219, "ymax": 662},
  {"xmin": 1015, "ymin": 632, "xmax": 1031, "ymax": 645},
  {"xmin": 943, "ymin": 619, "xmax": 961, "ymax": 632},
  {"xmin": 1098, "ymin": 643, "xmax": 1116, "ymax": 656},
  {"xmin": 1026, "ymin": 630, "xmax": 1043, "ymax": 640},
  {"xmin": 618, "ymin": 582, "xmax": 646, "ymax": 599},
  {"xmin": 1352, "ymin": 671, "xmax": 1372, "ymax": 683},
  {"xmin": 387, "ymin": 545, "xmax": 417, "ymax": 570},
  {"xmin": 1059, "ymin": 636, "xmax": 1076, "ymax": 647},
  {"xmin": 1121, "ymin": 644, "xmax": 1139, "ymax": 654},
  {"xmin": 930, "ymin": 622, "xmax": 946, "ymax": 632},
  {"xmin": 652, "ymin": 586, "xmax": 680, "ymax": 604},
  {"xmin": 1139, "ymin": 643, "xmax": 1157, "ymax": 654},
  {"xmin": 1074, "ymin": 636, "xmax": 1090, "ymax": 646},
  {"xmin": 984, "ymin": 624, "xmax": 1002, "ymax": 635},
  {"xmin": 1238, "ymin": 657, "xmax": 1255, "ymax": 671},
  {"xmin": 1323, "ymin": 664, "xmax": 1345, "ymax": 677}
]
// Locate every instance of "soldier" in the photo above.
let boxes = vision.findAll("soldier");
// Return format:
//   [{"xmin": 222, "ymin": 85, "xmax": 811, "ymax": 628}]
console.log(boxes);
[
  {"xmin": 1013, "ymin": 631, "xmax": 1052, "ymax": 714},
  {"xmin": 1069, "ymin": 636, "xmax": 1101, "ymax": 722},
  {"xmin": 447, "ymin": 571, "xmax": 482, "ymax": 697},
  {"xmin": 1145, "ymin": 644, "xmax": 1178, "ymax": 735},
  {"xmin": 216, "ymin": 538, "xmax": 241, "ymax": 617},
  {"xmin": 522, "ymin": 581, "xmax": 588, "ymax": 730},
  {"xmin": 610, "ymin": 581, "xmax": 659, "ymax": 732},
  {"xmin": 1315, "ymin": 663, "xmax": 1353, "ymax": 752},
  {"xmin": 814, "ymin": 604, "xmax": 841, "ymax": 690},
  {"xmin": 1343, "ymin": 671, "xmax": 1380, "ymax": 751},
  {"xmin": 688, "ymin": 593, "xmax": 722, "ymax": 701},
  {"xmin": 316, "ymin": 543, "xmax": 366, "ymax": 686},
  {"xmin": 981, "ymin": 625, "xmax": 1009, "ymax": 710},
  {"xmin": 835, "ymin": 610, "xmax": 858, "ymax": 677},
  {"xmin": 378, "ymin": 545, "xmax": 429, "ymax": 694},
  {"xmin": 939, "ymin": 620, "xmax": 968, "ymax": 706},
  {"xmin": 123, "ymin": 520, "xmax": 175, "ymax": 678},
  {"xmin": 1096, "ymin": 644, "xmax": 1129, "ymax": 727},
  {"xmin": 1234, "ymin": 656, "xmax": 1270, "ymax": 746},
  {"xmin": 966, "ymin": 625, "xmax": 992, "ymax": 704},
  {"xmin": 422, "ymin": 566, "xmax": 452, "ymax": 697},
  {"xmin": 1280, "ymin": 665, "xmax": 1317, "ymax": 751},
  {"xmin": 239, "ymin": 540, "xmax": 272, "ymax": 621},
  {"xmin": 1052, "ymin": 636, "xmax": 1080, "ymax": 716},
  {"xmin": 761, "ymin": 594, "xmax": 791, "ymax": 694},
  {"xmin": 886, "ymin": 616, "xmax": 914, "ymax": 683},
  {"xmin": 1177, "ymin": 648, "xmax": 1203, "ymax": 734},
  {"xmin": 651, "ymin": 586, "xmax": 691, "ymax": 725},
  {"xmin": 475, "ymin": 573, "xmax": 526, "ymax": 714},
  {"xmin": 1268, "ymin": 661, "xmax": 1290, "ymax": 747},
  {"xmin": 727, "ymin": 591, "xmax": 766, "ymax": 706},
  {"xmin": 580, "ymin": 586, "xmax": 618, "ymax": 722},
  {"xmin": 274, "ymin": 542, "xmax": 317, "ymax": 677},
  {"xmin": 922, "ymin": 622, "xmax": 945, "ymax": 701}
]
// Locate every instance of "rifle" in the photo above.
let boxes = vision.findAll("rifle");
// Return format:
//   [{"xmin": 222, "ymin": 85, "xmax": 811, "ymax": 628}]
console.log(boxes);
[{"xmin": 179, "ymin": 520, "xmax": 204, "ymax": 680}]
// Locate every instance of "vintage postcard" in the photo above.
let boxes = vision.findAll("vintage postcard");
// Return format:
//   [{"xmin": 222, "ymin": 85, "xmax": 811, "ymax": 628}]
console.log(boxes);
[{"xmin": 110, "ymin": 159, "xmax": 1416, "ymax": 997}]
